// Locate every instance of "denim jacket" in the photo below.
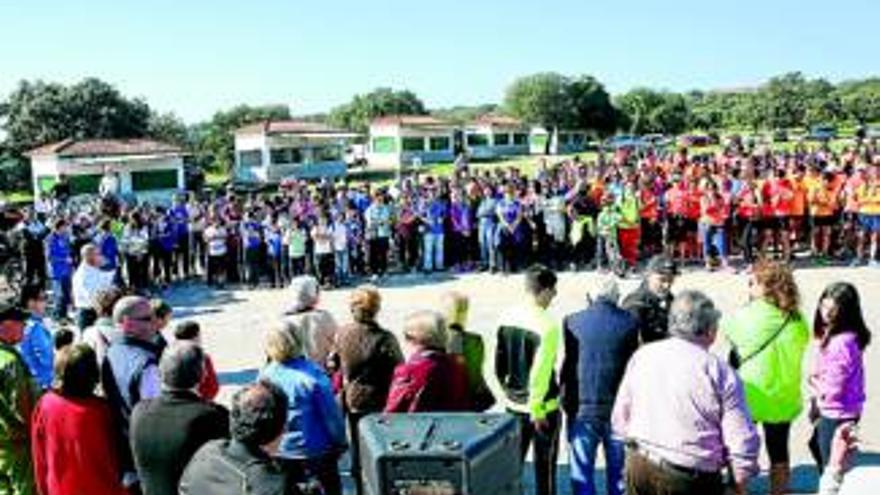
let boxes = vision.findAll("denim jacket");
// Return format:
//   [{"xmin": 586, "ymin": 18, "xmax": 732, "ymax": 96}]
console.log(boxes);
[{"xmin": 260, "ymin": 358, "xmax": 347, "ymax": 459}]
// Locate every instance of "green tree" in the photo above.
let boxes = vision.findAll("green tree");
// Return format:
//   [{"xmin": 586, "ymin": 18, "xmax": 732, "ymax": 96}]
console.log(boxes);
[
  {"xmin": 147, "ymin": 112, "xmax": 191, "ymax": 147},
  {"xmin": 615, "ymin": 88, "xmax": 690, "ymax": 135},
  {"xmin": 566, "ymin": 75, "xmax": 618, "ymax": 137},
  {"xmin": 504, "ymin": 73, "xmax": 573, "ymax": 153},
  {"xmin": 1, "ymin": 78, "xmax": 152, "ymax": 156},
  {"xmin": 836, "ymin": 78, "xmax": 880, "ymax": 123},
  {"xmin": 329, "ymin": 87, "xmax": 427, "ymax": 133}
]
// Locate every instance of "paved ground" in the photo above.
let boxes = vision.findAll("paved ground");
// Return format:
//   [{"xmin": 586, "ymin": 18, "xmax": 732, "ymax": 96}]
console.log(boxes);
[{"xmin": 164, "ymin": 266, "xmax": 880, "ymax": 494}]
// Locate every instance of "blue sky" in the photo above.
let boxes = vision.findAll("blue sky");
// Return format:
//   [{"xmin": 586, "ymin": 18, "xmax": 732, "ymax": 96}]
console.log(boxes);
[{"xmin": 0, "ymin": 0, "xmax": 877, "ymax": 123}]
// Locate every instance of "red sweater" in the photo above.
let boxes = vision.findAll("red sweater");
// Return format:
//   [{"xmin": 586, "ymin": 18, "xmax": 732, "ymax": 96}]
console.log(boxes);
[
  {"xmin": 198, "ymin": 354, "xmax": 220, "ymax": 401},
  {"xmin": 384, "ymin": 350, "xmax": 470, "ymax": 413},
  {"xmin": 31, "ymin": 392, "xmax": 125, "ymax": 495}
]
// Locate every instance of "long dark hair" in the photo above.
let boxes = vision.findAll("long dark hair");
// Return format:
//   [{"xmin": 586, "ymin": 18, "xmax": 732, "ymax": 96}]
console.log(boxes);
[{"xmin": 813, "ymin": 282, "xmax": 872, "ymax": 350}]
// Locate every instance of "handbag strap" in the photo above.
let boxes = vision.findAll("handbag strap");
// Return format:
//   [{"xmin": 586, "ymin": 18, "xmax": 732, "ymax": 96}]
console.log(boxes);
[{"xmin": 737, "ymin": 313, "xmax": 792, "ymax": 367}]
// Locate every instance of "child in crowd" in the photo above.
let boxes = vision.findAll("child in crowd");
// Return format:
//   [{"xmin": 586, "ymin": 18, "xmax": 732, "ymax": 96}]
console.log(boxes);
[
  {"xmin": 150, "ymin": 299, "xmax": 172, "ymax": 352},
  {"xmin": 809, "ymin": 282, "xmax": 871, "ymax": 470},
  {"xmin": 175, "ymin": 321, "xmax": 220, "ymax": 401},
  {"xmin": 595, "ymin": 193, "xmax": 622, "ymax": 273},
  {"xmin": 286, "ymin": 219, "xmax": 308, "ymax": 278},
  {"xmin": 265, "ymin": 222, "xmax": 284, "ymax": 288},
  {"xmin": 19, "ymin": 284, "xmax": 54, "ymax": 390}
]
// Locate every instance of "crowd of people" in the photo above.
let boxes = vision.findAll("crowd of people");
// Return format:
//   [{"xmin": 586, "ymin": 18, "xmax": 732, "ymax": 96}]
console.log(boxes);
[
  {"xmin": 0, "ymin": 251, "xmax": 872, "ymax": 495},
  {"xmin": 8, "ymin": 140, "xmax": 880, "ymax": 316}
]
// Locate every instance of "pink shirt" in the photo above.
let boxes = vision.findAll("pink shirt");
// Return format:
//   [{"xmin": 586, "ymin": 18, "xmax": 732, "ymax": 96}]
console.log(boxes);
[
  {"xmin": 612, "ymin": 338, "xmax": 760, "ymax": 480},
  {"xmin": 809, "ymin": 333, "xmax": 866, "ymax": 420}
]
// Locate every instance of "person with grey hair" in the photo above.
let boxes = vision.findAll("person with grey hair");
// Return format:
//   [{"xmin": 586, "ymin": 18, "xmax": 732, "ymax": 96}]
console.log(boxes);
[
  {"xmin": 130, "ymin": 341, "xmax": 230, "ymax": 495},
  {"xmin": 72, "ymin": 242, "xmax": 116, "ymax": 331},
  {"xmin": 560, "ymin": 275, "xmax": 638, "ymax": 495},
  {"xmin": 101, "ymin": 294, "xmax": 163, "ymax": 491},
  {"xmin": 612, "ymin": 290, "xmax": 760, "ymax": 495},
  {"xmin": 282, "ymin": 275, "xmax": 338, "ymax": 368}
]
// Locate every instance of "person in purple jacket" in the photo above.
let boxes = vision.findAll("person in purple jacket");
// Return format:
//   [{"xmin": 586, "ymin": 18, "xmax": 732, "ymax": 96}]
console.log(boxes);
[
  {"xmin": 170, "ymin": 194, "xmax": 191, "ymax": 279},
  {"xmin": 808, "ymin": 282, "xmax": 872, "ymax": 470}
]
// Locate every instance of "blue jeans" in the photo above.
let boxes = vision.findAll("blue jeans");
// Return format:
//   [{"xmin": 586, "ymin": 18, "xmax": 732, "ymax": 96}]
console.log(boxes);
[
  {"xmin": 478, "ymin": 222, "xmax": 497, "ymax": 268},
  {"xmin": 701, "ymin": 224, "xmax": 728, "ymax": 258},
  {"xmin": 423, "ymin": 232, "xmax": 444, "ymax": 271},
  {"xmin": 50, "ymin": 276, "xmax": 72, "ymax": 321},
  {"xmin": 334, "ymin": 249, "xmax": 350, "ymax": 284},
  {"xmin": 568, "ymin": 418, "xmax": 625, "ymax": 495}
]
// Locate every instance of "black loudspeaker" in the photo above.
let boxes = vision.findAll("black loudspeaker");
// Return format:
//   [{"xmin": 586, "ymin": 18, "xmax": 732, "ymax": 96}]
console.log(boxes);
[{"xmin": 358, "ymin": 413, "xmax": 522, "ymax": 495}]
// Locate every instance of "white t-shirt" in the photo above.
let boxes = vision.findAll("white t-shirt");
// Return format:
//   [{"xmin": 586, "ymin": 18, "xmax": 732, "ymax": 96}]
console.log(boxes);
[
  {"xmin": 332, "ymin": 223, "xmax": 348, "ymax": 251},
  {"xmin": 204, "ymin": 226, "xmax": 228, "ymax": 256},
  {"xmin": 312, "ymin": 225, "xmax": 333, "ymax": 255}
]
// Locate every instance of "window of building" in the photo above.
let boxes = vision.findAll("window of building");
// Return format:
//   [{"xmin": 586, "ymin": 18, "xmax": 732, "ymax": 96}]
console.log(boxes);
[
  {"xmin": 558, "ymin": 133, "xmax": 572, "ymax": 145},
  {"xmin": 131, "ymin": 169, "xmax": 179, "ymax": 191},
  {"xmin": 429, "ymin": 136, "xmax": 451, "ymax": 151},
  {"xmin": 513, "ymin": 133, "xmax": 529, "ymax": 145},
  {"xmin": 466, "ymin": 133, "xmax": 489, "ymax": 147},
  {"xmin": 371, "ymin": 136, "xmax": 397, "ymax": 153},
  {"xmin": 37, "ymin": 176, "xmax": 57, "ymax": 193},
  {"xmin": 69, "ymin": 174, "xmax": 102, "ymax": 195},
  {"xmin": 401, "ymin": 137, "xmax": 426, "ymax": 152},
  {"xmin": 314, "ymin": 146, "xmax": 343, "ymax": 162},
  {"xmin": 239, "ymin": 150, "xmax": 263, "ymax": 168},
  {"xmin": 531, "ymin": 134, "xmax": 548, "ymax": 148},
  {"xmin": 270, "ymin": 148, "xmax": 302, "ymax": 165},
  {"xmin": 493, "ymin": 133, "xmax": 511, "ymax": 146}
]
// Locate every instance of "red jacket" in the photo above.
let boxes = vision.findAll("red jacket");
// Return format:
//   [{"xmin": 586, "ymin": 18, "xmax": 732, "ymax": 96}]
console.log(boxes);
[
  {"xmin": 384, "ymin": 350, "xmax": 470, "ymax": 413},
  {"xmin": 198, "ymin": 354, "xmax": 220, "ymax": 401},
  {"xmin": 31, "ymin": 392, "xmax": 125, "ymax": 495}
]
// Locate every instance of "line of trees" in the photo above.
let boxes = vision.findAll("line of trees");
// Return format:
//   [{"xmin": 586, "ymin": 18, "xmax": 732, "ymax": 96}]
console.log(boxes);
[{"xmin": 1, "ymin": 72, "xmax": 879, "ymax": 191}]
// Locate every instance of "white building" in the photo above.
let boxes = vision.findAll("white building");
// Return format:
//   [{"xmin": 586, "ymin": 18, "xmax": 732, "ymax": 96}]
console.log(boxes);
[
  {"xmin": 233, "ymin": 120, "xmax": 357, "ymax": 184},
  {"xmin": 463, "ymin": 115, "xmax": 531, "ymax": 159},
  {"xmin": 367, "ymin": 116, "xmax": 456, "ymax": 168},
  {"xmin": 27, "ymin": 138, "xmax": 185, "ymax": 203},
  {"xmin": 529, "ymin": 127, "xmax": 589, "ymax": 155}
]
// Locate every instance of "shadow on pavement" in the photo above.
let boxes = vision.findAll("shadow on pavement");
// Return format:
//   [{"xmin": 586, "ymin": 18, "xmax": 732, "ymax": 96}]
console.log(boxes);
[{"xmin": 218, "ymin": 368, "xmax": 259, "ymax": 386}]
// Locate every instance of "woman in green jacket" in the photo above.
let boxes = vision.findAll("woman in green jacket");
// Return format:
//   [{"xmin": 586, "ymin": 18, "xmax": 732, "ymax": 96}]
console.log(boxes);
[{"xmin": 722, "ymin": 260, "xmax": 810, "ymax": 495}]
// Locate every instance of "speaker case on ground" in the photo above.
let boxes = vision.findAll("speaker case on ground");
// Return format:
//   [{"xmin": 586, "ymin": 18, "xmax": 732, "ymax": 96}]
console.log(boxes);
[{"xmin": 358, "ymin": 413, "xmax": 522, "ymax": 495}]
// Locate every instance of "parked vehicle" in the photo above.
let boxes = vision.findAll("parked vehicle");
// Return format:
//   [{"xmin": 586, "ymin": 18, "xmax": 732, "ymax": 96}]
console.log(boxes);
[
  {"xmin": 678, "ymin": 134, "xmax": 712, "ymax": 147},
  {"xmin": 604, "ymin": 134, "xmax": 646, "ymax": 150},
  {"xmin": 344, "ymin": 144, "xmax": 368, "ymax": 168},
  {"xmin": 642, "ymin": 133, "xmax": 672, "ymax": 148},
  {"xmin": 807, "ymin": 124, "xmax": 837, "ymax": 141}
]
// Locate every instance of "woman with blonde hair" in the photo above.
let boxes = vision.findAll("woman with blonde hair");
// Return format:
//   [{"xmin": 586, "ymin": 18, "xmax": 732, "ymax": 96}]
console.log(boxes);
[
  {"xmin": 331, "ymin": 285, "xmax": 402, "ymax": 495},
  {"xmin": 260, "ymin": 323, "xmax": 347, "ymax": 495},
  {"xmin": 440, "ymin": 291, "xmax": 494, "ymax": 411},
  {"xmin": 384, "ymin": 310, "xmax": 469, "ymax": 413},
  {"xmin": 722, "ymin": 261, "xmax": 810, "ymax": 495}
]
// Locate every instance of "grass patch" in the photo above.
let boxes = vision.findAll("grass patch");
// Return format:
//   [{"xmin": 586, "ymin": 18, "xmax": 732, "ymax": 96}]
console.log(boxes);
[{"xmin": 1, "ymin": 191, "xmax": 34, "ymax": 204}]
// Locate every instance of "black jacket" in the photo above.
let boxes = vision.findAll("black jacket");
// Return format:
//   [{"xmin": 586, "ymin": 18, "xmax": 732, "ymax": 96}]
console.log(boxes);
[
  {"xmin": 560, "ymin": 299, "xmax": 639, "ymax": 421},
  {"xmin": 130, "ymin": 390, "xmax": 230, "ymax": 495},
  {"xmin": 179, "ymin": 439, "xmax": 299, "ymax": 495},
  {"xmin": 620, "ymin": 282, "xmax": 673, "ymax": 344}
]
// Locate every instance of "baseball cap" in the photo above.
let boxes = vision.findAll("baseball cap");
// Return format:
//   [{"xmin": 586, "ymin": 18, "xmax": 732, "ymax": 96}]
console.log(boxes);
[
  {"xmin": 645, "ymin": 255, "xmax": 680, "ymax": 276},
  {"xmin": 0, "ymin": 300, "xmax": 28, "ymax": 322}
]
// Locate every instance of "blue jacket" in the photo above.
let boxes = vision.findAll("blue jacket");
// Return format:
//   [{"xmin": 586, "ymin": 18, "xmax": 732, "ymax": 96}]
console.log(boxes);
[
  {"xmin": 260, "ymin": 358, "xmax": 347, "ymax": 459},
  {"xmin": 170, "ymin": 204, "xmax": 189, "ymax": 240},
  {"xmin": 154, "ymin": 218, "xmax": 177, "ymax": 252},
  {"xmin": 94, "ymin": 231, "xmax": 119, "ymax": 270},
  {"xmin": 560, "ymin": 298, "xmax": 639, "ymax": 421},
  {"xmin": 19, "ymin": 315, "xmax": 54, "ymax": 389},
  {"xmin": 44, "ymin": 232, "xmax": 73, "ymax": 280}
]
